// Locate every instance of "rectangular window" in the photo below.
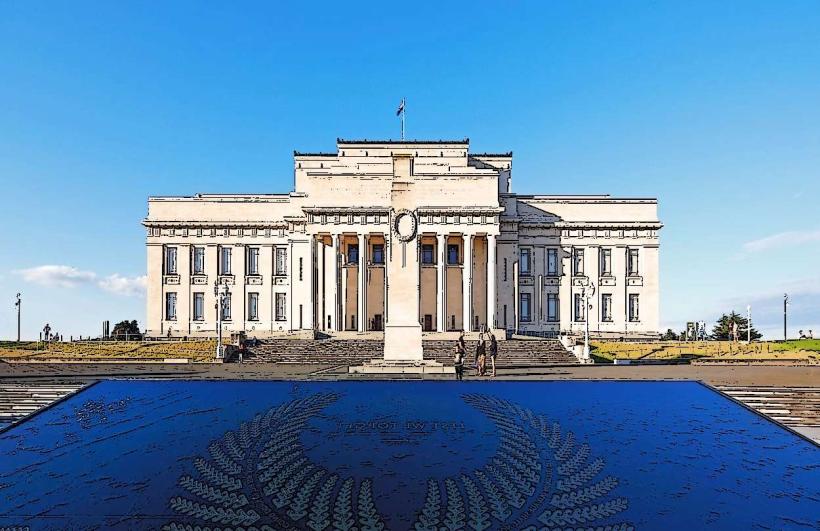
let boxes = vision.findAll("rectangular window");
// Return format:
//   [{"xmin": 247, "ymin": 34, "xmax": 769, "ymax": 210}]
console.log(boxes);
[
  {"xmin": 165, "ymin": 246, "xmax": 178, "ymax": 275},
  {"xmin": 547, "ymin": 293, "xmax": 559, "ymax": 322},
  {"xmin": 275, "ymin": 247, "xmax": 287, "ymax": 275},
  {"xmin": 628, "ymin": 248, "xmax": 640, "ymax": 276},
  {"xmin": 574, "ymin": 293, "xmax": 585, "ymax": 322},
  {"xmin": 503, "ymin": 258, "xmax": 508, "ymax": 281},
  {"xmin": 600, "ymin": 248, "xmax": 612, "ymax": 276},
  {"xmin": 447, "ymin": 244, "xmax": 459, "ymax": 265},
  {"xmin": 347, "ymin": 244, "xmax": 359, "ymax": 265},
  {"xmin": 629, "ymin": 294, "xmax": 640, "ymax": 322},
  {"xmin": 299, "ymin": 257, "xmax": 304, "ymax": 281},
  {"xmin": 165, "ymin": 292, "xmax": 177, "ymax": 320},
  {"xmin": 219, "ymin": 247, "xmax": 232, "ymax": 275},
  {"xmin": 193, "ymin": 293, "xmax": 204, "ymax": 321},
  {"xmin": 372, "ymin": 244, "xmax": 385, "ymax": 264},
  {"xmin": 421, "ymin": 244, "xmax": 435, "ymax": 264},
  {"xmin": 247, "ymin": 247, "xmax": 260, "ymax": 275},
  {"xmin": 221, "ymin": 293, "xmax": 232, "ymax": 321},
  {"xmin": 248, "ymin": 293, "xmax": 259, "ymax": 321},
  {"xmin": 520, "ymin": 248, "xmax": 531, "ymax": 275},
  {"xmin": 192, "ymin": 247, "xmax": 205, "ymax": 274},
  {"xmin": 573, "ymin": 248, "xmax": 584, "ymax": 276},
  {"xmin": 275, "ymin": 292, "xmax": 287, "ymax": 321},
  {"xmin": 602, "ymin": 294, "xmax": 613, "ymax": 322},
  {"xmin": 547, "ymin": 248, "xmax": 558, "ymax": 276},
  {"xmin": 520, "ymin": 293, "xmax": 531, "ymax": 322}
]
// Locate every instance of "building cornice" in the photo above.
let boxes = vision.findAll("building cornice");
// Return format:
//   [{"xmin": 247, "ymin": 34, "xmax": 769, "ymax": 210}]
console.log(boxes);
[
  {"xmin": 417, "ymin": 206, "xmax": 504, "ymax": 215},
  {"xmin": 142, "ymin": 219, "xmax": 290, "ymax": 229},
  {"xmin": 470, "ymin": 152, "xmax": 512, "ymax": 158},
  {"xmin": 336, "ymin": 138, "xmax": 469, "ymax": 145},
  {"xmin": 302, "ymin": 206, "xmax": 391, "ymax": 215}
]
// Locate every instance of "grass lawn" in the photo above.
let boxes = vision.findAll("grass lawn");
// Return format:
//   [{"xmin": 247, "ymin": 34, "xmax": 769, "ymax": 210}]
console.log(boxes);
[
  {"xmin": 591, "ymin": 340, "xmax": 820, "ymax": 363},
  {"xmin": 0, "ymin": 340, "xmax": 221, "ymax": 362}
]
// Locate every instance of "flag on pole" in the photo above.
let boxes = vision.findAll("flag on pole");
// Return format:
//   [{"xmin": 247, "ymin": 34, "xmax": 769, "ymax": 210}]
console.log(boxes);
[{"xmin": 396, "ymin": 98, "xmax": 405, "ymax": 116}]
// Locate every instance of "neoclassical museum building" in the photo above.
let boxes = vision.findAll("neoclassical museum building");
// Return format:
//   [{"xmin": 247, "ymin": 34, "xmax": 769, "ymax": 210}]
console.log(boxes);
[{"xmin": 144, "ymin": 138, "xmax": 661, "ymax": 341}]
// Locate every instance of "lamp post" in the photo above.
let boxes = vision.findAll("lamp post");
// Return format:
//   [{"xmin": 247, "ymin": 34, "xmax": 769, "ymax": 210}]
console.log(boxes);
[
  {"xmin": 214, "ymin": 281, "xmax": 228, "ymax": 359},
  {"xmin": 582, "ymin": 282, "xmax": 596, "ymax": 360},
  {"xmin": 783, "ymin": 293, "xmax": 789, "ymax": 341},
  {"xmin": 14, "ymin": 293, "xmax": 21, "ymax": 342}
]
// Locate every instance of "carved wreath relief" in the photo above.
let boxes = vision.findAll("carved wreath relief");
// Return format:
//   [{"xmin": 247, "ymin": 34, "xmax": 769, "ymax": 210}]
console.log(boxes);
[
  {"xmin": 392, "ymin": 209, "xmax": 418, "ymax": 243},
  {"xmin": 163, "ymin": 393, "xmax": 632, "ymax": 531}
]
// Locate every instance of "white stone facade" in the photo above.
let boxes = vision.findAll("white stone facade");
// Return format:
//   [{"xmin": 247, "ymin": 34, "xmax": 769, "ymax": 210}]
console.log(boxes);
[{"xmin": 143, "ymin": 139, "xmax": 661, "ymax": 339}]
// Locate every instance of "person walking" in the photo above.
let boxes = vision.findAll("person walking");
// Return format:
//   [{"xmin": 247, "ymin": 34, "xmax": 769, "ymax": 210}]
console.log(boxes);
[
  {"xmin": 454, "ymin": 341, "xmax": 465, "ymax": 381},
  {"xmin": 475, "ymin": 333, "xmax": 487, "ymax": 376},
  {"xmin": 488, "ymin": 331, "xmax": 498, "ymax": 377}
]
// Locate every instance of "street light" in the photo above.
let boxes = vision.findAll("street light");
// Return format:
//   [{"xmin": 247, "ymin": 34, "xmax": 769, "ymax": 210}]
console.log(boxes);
[
  {"xmin": 14, "ymin": 293, "xmax": 21, "ymax": 342},
  {"xmin": 582, "ymin": 282, "xmax": 596, "ymax": 360},
  {"xmin": 214, "ymin": 280, "xmax": 229, "ymax": 359},
  {"xmin": 783, "ymin": 293, "xmax": 789, "ymax": 341}
]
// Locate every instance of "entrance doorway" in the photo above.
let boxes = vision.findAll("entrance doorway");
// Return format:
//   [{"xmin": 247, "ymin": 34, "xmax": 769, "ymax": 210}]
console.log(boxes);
[{"xmin": 423, "ymin": 314, "xmax": 433, "ymax": 332}]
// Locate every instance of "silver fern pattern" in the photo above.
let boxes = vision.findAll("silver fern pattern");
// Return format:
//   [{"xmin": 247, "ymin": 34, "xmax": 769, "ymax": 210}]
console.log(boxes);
[
  {"xmin": 163, "ymin": 391, "xmax": 632, "ymax": 530},
  {"xmin": 163, "ymin": 393, "xmax": 388, "ymax": 531}
]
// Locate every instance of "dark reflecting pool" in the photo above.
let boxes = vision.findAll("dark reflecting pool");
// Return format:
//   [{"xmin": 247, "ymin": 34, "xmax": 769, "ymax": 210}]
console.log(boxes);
[{"xmin": 0, "ymin": 381, "xmax": 818, "ymax": 530}]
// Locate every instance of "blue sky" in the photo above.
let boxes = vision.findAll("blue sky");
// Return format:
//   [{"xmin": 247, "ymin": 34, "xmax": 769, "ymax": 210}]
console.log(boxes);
[{"xmin": 1, "ymin": 1, "xmax": 818, "ymax": 340}]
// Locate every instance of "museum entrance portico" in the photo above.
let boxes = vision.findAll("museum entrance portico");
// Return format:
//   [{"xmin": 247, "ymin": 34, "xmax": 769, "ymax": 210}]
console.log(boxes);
[{"xmin": 312, "ymin": 226, "xmax": 498, "ymax": 336}]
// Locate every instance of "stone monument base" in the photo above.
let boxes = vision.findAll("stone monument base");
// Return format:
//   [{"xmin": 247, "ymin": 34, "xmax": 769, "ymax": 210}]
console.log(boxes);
[
  {"xmin": 348, "ymin": 359, "xmax": 454, "ymax": 374},
  {"xmin": 383, "ymin": 323, "xmax": 424, "ymax": 361}
]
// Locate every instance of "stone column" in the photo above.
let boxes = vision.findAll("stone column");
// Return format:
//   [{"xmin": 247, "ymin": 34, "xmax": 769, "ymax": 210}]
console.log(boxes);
[
  {"xmin": 316, "ymin": 236, "xmax": 324, "ymax": 331},
  {"xmin": 437, "ymin": 233, "xmax": 446, "ymax": 332},
  {"xmin": 462, "ymin": 234, "xmax": 473, "ymax": 332},
  {"xmin": 357, "ymin": 233, "xmax": 365, "ymax": 332},
  {"xmin": 486, "ymin": 234, "xmax": 496, "ymax": 330},
  {"xmin": 333, "ymin": 234, "xmax": 341, "ymax": 331},
  {"xmin": 559, "ymin": 246, "xmax": 573, "ymax": 334}
]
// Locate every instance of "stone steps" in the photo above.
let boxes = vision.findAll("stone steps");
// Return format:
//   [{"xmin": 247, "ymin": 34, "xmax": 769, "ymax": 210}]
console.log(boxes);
[
  {"xmin": 244, "ymin": 338, "xmax": 577, "ymax": 366},
  {"xmin": 716, "ymin": 386, "xmax": 820, "ymax": 428},
  {"xmin": 0, "ymin": 383, "xmax": 86, "ymax": 426}
]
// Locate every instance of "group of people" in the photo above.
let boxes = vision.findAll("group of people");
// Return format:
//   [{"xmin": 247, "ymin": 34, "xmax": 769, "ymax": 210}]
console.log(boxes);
[
  {"xmin": 453, "ymin": 330, "xmax": 498, "ymax": 380},
  {"xmin": 798, "ymin": 330, "xmax": 815, "ymax": 340}
]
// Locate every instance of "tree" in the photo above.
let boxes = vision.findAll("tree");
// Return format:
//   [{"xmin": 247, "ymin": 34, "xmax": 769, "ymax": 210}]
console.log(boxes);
[
  {"xmin": 710, "ymin": 312, "xmax": 762, "ymax": 341},
  {"xmin": 660, "ymin": 328, "xmax": 679, "ymax": 341},
  {"xmin": 111, "ymin": 320, "xmax": 142, "ymax": 340}
]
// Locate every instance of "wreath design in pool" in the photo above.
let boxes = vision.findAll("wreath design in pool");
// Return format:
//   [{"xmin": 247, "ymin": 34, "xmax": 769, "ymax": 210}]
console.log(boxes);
[{"xmin": 162, "ymin": 392, "xmax": 633, "ymax": 531}]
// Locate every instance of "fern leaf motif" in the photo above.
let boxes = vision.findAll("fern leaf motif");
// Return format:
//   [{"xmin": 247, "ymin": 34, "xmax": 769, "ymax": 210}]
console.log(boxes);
[
  {"xmin": 474, "ymin": 470, "xmax": 511, "ymax": 522},
  {"xmin": 461, "ymin": 474, "xmax": 491, "ymax": 531},
  {"xmin": 413, "ymin": 479, "xmax": 442, "ymax": 531},
  {"xmin": 442, "ymin": 478, "xmax": 467, "ymax": 530},
  {"xmin": 357, "ymin": 479, "xmax": 385, "ymax": 531},
  {"xmin": 332, "ymin": 477, "xmax": 356, "ymax": 531},
  {"xmin": 538, "ymin": 497, "xmax": 629, "ymax": 527},
  {"xmin": 307, "ymin": 474, "xmax": 338, "ymax": 531},
  {"xmin": 288, "ymin": 469, "xmax": 326, "ymax": 521}
]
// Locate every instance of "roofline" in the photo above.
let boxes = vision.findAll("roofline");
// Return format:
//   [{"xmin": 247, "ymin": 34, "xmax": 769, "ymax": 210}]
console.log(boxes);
[
  {"xmin": 148, "ymin": 193, "xmax": 294, "ymax": 202},
  {"xmin": 294, "ymin": 151, "xmax": 336, "ymax": 157},
  {"xmin": 470, "ymin": 152, "xmax": 513, "ymax": 158},
  {"xmin": 336, "ymin": 138, "xmax": 469, "ymax": 145},
  {"xmin": 513, "ymin": 194, "xmax": 658, "ymax": 203}
]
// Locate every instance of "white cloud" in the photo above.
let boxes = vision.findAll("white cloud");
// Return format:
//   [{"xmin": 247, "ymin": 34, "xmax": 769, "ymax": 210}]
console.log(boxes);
[
  {"xmin": 16, "ymin": 265, "xmax": 146, "ymax": 297},
  {"xmin": 742, "ymin": 229, "xmax": 820, "ymax": 253},
  {"xmin": 17, "ymin": 265, "xmax": 97, "ymax": 287},
  {"xmin": 98, "ymin": 274, "xmax": 147, "ymax": 297}
]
